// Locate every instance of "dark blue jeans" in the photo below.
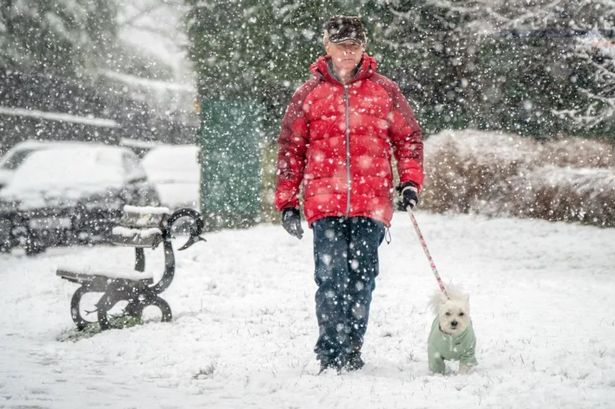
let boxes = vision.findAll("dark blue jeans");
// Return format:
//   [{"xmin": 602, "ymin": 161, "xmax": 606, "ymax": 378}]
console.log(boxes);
[{"xmin": 312, "ymin": 216, "xmax": 385, "ymax": 365}]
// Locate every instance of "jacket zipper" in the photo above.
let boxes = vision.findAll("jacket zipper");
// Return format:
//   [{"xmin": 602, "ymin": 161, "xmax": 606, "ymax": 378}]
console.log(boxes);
[{"xmin": 344, "ymin": 84, "xmax": 351, "ymax": 216}]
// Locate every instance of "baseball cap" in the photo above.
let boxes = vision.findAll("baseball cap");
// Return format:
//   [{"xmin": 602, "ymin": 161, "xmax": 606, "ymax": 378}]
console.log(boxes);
[{"xmin": 324, "ymin": 15, "xmax": 367, "ymax": 45}]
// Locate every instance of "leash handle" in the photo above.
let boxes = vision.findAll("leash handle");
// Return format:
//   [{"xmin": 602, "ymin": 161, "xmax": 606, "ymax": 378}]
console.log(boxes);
[{"xmin": 407, "ymin": 209, "xmax": 449, "ymax": 299}]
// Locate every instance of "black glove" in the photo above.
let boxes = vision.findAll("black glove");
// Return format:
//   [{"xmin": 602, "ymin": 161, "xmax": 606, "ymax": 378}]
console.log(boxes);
[
  {"xmin": 281, "ymin": 208, "xmax": 304, "ymax": 239},
  {"xmin": 398, "ymin": 182, "xmax": 419, "ymax": 210}
]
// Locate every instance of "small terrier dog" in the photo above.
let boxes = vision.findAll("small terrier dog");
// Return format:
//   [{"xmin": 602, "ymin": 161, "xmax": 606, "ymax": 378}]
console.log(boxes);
[{"xmin": 428, "ymin": 286, "xmax": 477, "ymax": 374}]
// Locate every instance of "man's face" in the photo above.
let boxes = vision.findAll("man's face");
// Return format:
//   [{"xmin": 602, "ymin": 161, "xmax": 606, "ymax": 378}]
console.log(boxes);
[{"xmin": 326, "ymin": 40, "xmax": 364, "ymax": 77}]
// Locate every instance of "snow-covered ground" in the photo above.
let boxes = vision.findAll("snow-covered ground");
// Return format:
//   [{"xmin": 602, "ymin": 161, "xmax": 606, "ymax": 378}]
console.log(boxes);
[{"xmin": 1, "ymin": 211, "xmax": 614, "ymax": 408}]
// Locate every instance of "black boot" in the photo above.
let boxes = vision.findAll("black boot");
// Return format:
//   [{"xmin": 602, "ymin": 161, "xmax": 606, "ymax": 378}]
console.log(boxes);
[
  {"xmin": 344, "ymin": 351, "xmax": 364, "ymax": 371},
  {"xmin": 318, "ymin": 358, "xmax": 343, "ymax": 374}
]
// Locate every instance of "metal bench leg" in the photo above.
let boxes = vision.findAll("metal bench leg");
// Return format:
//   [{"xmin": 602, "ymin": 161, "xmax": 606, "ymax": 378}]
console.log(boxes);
[
  {"xmin": 144, "ymin": 296, "xmax": 172, "ymax": 322},
  {"xmin": 125, "ymin": 299, "xmax": 144, "ymax": 318},
  {"xmin": 96, "ymin": 292, "xmax": 113, "ymax": 330},
  {"xmin": 97, "ymin": 284, "xmax": 168, "ymax": 330},
  {"xmin": 71, "ymin": 286, "xmax": 102, "ymax": 331},
  {"xmin": 135, "ymin": 248, "xmax": 145, "ymax": 272},
  {"xmin": 96, "ymin": 289, "xmax": 128, "ymax": 331}
]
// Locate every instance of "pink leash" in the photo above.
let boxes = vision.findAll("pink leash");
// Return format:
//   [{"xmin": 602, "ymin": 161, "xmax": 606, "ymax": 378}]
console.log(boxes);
[{"xmin": 407, "ymin": 209, "xmax": 449, "ymax": 299}]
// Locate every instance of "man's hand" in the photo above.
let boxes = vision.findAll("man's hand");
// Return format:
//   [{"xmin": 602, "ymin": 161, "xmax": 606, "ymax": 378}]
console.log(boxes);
[
  {"xmin": 282, "ymin": 208, "xmax": 304, "ymax": 239},
  {"xmin": 398, "ymin": 182, "xmax": 419, "ymax": 210}
]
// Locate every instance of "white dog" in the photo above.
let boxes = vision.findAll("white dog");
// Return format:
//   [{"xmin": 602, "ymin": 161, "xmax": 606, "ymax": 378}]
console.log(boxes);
[{"xmin": 427, "ymin": 286, "xmax": 477, "ymax": 374}]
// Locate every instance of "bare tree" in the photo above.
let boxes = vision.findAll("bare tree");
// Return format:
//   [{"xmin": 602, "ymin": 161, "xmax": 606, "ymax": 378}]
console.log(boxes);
[{"xmin": 555, "ymin": 0, "xmax": 615, "ymax": 130}]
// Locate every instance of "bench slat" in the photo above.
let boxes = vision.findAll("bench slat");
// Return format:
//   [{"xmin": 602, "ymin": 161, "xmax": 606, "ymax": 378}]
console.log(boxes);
[{"xmin": 56, "ymin": 265, "xmax": 154, "ymax": 283}]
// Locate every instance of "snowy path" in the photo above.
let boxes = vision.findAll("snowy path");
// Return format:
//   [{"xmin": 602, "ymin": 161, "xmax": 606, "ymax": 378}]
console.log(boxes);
[{"xmin": 1, "ymin": 211, "xmax": 614, "ymax": 408}]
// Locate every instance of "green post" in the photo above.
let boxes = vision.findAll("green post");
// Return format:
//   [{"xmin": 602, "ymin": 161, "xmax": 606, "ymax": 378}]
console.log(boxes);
[{"xmin": 199, "ymin": 97, "xmax": 263, "ymax": 231}]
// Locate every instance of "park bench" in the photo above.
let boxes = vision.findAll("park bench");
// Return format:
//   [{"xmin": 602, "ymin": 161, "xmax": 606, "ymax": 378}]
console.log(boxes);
[{"xmin": 57, "ymin": 205, "xmax": 205, "ymax": 330}]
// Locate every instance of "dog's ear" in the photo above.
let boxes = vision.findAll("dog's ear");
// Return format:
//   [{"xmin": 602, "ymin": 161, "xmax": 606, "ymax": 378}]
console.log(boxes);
[
  {"xmin": 463, "ymin": 294, "xmax": 470, "ymax": 311},
  {"xmin": 430, "ymin": 291, "xmax": 446, "ymax": 314}
]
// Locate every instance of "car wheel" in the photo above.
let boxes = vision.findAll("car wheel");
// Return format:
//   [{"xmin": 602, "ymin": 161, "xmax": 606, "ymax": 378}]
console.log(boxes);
[
  {"xmin": 96, "ymin": 293, "xmax": 118, "ymax": 330},
  {"xmin": 24, "ymin": 239, "xmax": 45, "ymax": 256}
]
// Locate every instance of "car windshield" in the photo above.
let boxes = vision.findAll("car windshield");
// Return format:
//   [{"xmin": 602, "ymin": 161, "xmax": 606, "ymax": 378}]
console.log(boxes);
[
  {"xmin": 1, "ymin": 146, "xmax": 127, "ymax": 196},
  {"xmin": 0, "ymin": 141, "xmax": 90, "ymax": 171}
]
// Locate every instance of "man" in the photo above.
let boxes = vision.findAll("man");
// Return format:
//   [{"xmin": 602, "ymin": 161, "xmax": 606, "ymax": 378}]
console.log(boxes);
[{"xmin": 274, "ymin": 15, "xmax": 423, "ymax": 373}]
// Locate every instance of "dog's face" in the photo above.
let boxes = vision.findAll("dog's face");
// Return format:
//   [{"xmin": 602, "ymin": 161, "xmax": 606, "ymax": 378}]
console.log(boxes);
[{"xmin": 436, "ymin": 293, "xmax": 471, "ymax": 337}]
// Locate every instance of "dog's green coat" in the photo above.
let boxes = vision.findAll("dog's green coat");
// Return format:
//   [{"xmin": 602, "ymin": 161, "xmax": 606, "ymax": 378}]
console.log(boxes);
[{"xmin": 428, "ymin": 317, "xmax": 477, "ymax": 374}]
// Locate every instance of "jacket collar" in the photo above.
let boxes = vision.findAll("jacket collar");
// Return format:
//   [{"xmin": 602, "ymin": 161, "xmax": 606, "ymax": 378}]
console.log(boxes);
[{"xmin": 310, "ymin": 53, "xmax": 377, "ymax": 85}]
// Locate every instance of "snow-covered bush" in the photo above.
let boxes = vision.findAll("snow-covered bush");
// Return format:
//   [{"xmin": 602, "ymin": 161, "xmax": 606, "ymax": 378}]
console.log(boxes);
[
  {"xmin": 422, "ymin": 130, "xmax": 615, "ymax": 227},
  {"xmin": 422, "ymin": 130, "xmax": 539, "ymax": 214},
  {"xmin": 538, "ymin": 138, "xmax": 615, "ymax": 168},
  {"xmin": 508, "ymin": 166, "xmax": 615, "ymax": 226}
]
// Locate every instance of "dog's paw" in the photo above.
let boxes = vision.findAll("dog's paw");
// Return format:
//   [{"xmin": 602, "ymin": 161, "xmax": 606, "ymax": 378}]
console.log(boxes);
[{"xmin": 458, "ymin": 363, "xmax": 476, "ymax": 374}]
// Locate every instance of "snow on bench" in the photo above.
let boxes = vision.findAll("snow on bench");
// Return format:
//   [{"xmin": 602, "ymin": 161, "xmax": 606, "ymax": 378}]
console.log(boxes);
[{"xmin": 123, "ymin": 205, "xmax": 171, "ymax": 216}]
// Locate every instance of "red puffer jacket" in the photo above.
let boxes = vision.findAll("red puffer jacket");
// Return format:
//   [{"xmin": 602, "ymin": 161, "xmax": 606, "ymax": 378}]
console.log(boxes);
[{"xmin": 274, "ymin": 54, "xmax": 423, "ymax": 226}]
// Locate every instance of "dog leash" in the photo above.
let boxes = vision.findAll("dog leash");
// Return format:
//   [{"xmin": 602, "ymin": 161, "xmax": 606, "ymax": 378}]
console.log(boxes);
[{"xmin": 407, "ymin": 209, "xmax": 449, "ymax": 299}]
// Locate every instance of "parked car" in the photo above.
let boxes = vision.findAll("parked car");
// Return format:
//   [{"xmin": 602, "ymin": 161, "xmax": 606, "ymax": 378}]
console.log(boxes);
[
  {"xmin": 0, "ymin": 144, "xmax": 159, "ymax": 254},
  {"xmin": 142, "ymin": 144, "xmax": 200, "ymax": 210},
  {"xmin": 0, "ymin": 140, "xmax": 89, "ymax": 191}
]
